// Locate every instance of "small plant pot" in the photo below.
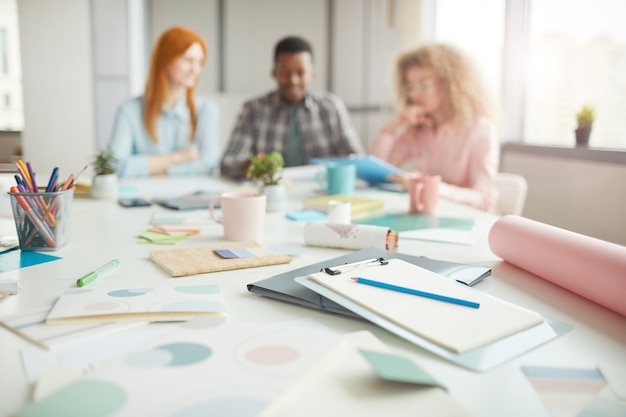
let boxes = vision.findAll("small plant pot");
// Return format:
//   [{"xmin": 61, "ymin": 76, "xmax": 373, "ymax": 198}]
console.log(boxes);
[
  {"xmin": 91, "ymin": 174, "xmax": 118, "ymax": 199},
  {"xmin": 575, "ymin": 126, "xmax": 591, "ymax": 147},
  {"xmin": 263, "ymin": 184, "xmax": 287, "ymax": 212}
]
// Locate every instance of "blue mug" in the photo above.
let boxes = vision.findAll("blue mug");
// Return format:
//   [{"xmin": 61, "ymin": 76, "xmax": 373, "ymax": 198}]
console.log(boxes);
[{"xmin": 317, "ymin": 163, "xmax": 356, "ymax": 195}]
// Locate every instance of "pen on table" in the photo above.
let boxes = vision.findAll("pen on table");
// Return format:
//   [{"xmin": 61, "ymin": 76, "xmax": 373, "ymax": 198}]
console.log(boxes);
[
  {"xmin": 76, "ymin": 259, "xmax": 120, "ymax": 287},
  {"xmin": 350, "ymin": 277, "xmax": 480, "ymax": 309}
]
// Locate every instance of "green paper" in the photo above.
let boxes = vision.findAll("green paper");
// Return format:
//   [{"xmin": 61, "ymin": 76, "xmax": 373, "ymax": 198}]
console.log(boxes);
[
  {"xmin": 356, "ymin": 213, "xmax": 474, "ymax": 232},
  {"xmin": 138, "ymin": 231, "xmax": 190, "ymax": 244},
  {"xmin": 14, "ymin": 379, "xmax": 126, "ymax": 417},
  {"xmin": 359, "ymin": 349, "xmax": 445, "ymax": 388}
]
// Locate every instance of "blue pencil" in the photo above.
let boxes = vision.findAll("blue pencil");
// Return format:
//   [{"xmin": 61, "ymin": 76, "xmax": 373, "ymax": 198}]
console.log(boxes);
[
  {"xmin": 46, "ymin": 166, "xmax": 59, "ymax": 192},
  {"xmin": 351, "ymin": 277, "xmax": 480, "ymax": 309}
]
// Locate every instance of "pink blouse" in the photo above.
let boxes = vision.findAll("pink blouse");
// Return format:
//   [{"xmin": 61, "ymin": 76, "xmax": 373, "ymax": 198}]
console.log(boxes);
[{"xmin": 369, "ymin": 117, "xmax": 500, "ymax": 211}]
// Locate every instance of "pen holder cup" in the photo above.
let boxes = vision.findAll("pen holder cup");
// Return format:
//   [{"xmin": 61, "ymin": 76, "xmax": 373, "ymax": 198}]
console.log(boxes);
[{"xmin": 9, "ymin": 189, "xmax": 73, "ymax": 251}]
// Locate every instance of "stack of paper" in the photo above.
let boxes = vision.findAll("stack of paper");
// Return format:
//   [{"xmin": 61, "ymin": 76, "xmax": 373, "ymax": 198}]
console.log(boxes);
[
  {"xmin": 45, "ymin": 284, "xmax": 227, "ymax": 324},
  {"xmin": 301, "ymin": 259, "xmax": 544, "ymax": 354}
]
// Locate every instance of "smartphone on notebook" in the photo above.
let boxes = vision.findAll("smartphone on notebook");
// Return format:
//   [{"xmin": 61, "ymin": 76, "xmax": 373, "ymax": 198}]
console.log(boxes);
[{"xmin": 118, "ymin": 198, "xmax": 152, "ymax": 208}]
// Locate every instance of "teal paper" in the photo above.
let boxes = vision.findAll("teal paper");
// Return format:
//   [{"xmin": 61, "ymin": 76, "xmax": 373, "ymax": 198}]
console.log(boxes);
[
  {"xmin": 0, "ymin": 249, "xmax": 61, "ymax": 272},
  {"xmin": 359, "ymin": 349, "xmax": 445, "ymax": 388},
  {"xmin": 356, "ymin": 213, "xmax": 474, "ymax": 232}
]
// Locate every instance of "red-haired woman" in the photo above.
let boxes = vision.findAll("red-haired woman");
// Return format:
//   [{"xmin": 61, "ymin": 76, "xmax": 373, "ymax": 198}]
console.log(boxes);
[
  {"xmin": 370, "ymin": 44, "xmax": 500, "ymax": 211},
  {"xmin": 109, "ymin": 26, "xmax": 219, "ymax": 178}
]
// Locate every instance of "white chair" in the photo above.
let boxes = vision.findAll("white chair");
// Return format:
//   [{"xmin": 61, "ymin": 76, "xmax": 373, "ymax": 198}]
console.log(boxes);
[{"xmin": 494, "ymin": 172, "xmax": 528, "ymax": 216}]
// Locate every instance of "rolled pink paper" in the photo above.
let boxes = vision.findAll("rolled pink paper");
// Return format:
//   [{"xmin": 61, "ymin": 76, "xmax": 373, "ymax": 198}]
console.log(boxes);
[{"xmin": 488, "ymin": 215, "xmax": 626, "ymax": 317}]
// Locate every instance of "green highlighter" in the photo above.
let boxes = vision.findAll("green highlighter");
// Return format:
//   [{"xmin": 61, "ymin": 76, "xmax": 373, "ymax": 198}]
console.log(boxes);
[{"xmin": 76, "ymin": 259, "xmax": 120, "ymax": 287}]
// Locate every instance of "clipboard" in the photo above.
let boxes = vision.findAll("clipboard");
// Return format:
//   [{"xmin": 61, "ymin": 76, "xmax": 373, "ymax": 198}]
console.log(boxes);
[
  {"xmin": 296, "ymin": 260, "xmax": 572, "ymax": 372},
  {"xmin": 246, "ymin": 248, "xmax": 491, "ymax": 318}
]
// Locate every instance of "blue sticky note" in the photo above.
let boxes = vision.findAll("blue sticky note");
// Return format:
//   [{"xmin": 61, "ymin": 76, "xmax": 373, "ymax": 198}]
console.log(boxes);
[
  {"xmin": 0, "ymin": 249, "xmax": 62, "ymax": 272},
  {"xmin": 214, "ymin": 249, "xmax": 238, "ymax": 259},
  {"xmin": 230, "ymin": 248, "xmax": 256, "ymax": 258},
  {"xmin": 285, "ymin": 210, "xmax": 327, "ymax": 222}
]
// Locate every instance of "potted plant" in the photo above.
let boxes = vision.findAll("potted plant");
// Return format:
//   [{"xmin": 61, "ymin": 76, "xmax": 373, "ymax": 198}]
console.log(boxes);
[
  {"xmin": 247, "ymin": 151, "xmax": 286, "ymax": 211},
  {"xmin": 575, "ymin": 105, "xmax": 594, "ymax": 147},
  {"xmin": 91, "ymin": 148, "xmax": 119, "ymax": 199}
]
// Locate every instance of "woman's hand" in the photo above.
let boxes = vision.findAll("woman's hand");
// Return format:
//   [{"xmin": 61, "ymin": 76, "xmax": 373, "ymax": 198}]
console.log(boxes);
[
  {"xmin": 383, "ymin": 105, "xmax": 434, "ymax": 135},
  {"xmin": 401, "ymin": 105, "xmax": 434, "ymax": 128},
  {"xmin": 176, "ymin": 145, "xmax": 200, "ymax": 162}
]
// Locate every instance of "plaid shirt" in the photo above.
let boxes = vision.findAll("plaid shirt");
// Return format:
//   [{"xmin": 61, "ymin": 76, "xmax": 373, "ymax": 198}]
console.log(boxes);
[{"xmin": 220, "ymin": 90, "xmax": 364, "ymax": 178}]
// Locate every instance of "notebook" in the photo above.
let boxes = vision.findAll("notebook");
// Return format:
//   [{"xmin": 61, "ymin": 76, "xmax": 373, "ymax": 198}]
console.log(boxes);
[
  {"xmin": 150, "ymin": 242, "xmax": 292, "ymax": 277},
  {"xmin": 303, "ymin": 195, "xmax": 384, "ymax": 215},
  {"xmin": 45, "ymin": 284, "xmax": 227, "ymax": 324},
  {"xmin": 310, "ymin": 155, "xmax": 402, "ymax": 184},
  {"xmin": 152, "ymin": 191, "xmax": 221, "ymax": 210},
  {"xmin": 302, "ymin": 259, "xmax": 544, "ymax": 354}
]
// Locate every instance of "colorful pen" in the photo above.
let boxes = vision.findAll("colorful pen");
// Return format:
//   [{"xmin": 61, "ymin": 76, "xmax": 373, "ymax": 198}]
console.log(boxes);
[
  {"xmin": 76, "ymin": 259, "xmax": 120, "ymax": 287},
  {"xmin": 10, "ymin": 186, "xmax": 56, "ymax": 247},
  {"xmin": 351, "ymin": 277, "xmax": 480, "ymax": 309},
  {"xmin": 46, "ymin": 166, "xmax": 59, "ymax": 192}
]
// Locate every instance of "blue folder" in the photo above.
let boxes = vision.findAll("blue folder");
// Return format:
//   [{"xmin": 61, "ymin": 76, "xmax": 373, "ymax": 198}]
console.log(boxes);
[{"xmin": 310, "ymin": 155, "xmax": 402, "ymax": 185}]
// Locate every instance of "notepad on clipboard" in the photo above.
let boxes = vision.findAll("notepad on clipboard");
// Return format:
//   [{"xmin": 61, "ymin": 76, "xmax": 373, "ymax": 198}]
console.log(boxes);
[{"xmin": 300, "ymin": 259, "xmax": 544, "ymax": 354}]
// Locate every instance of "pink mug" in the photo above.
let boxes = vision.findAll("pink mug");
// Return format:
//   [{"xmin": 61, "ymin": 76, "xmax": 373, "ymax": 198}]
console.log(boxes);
[
  {"xmin": 209, "ymin": 192, "xmax": 266, "ymax": 242},
  {"xmin": 409, "ymin": 175, "xmax": 441, "ymax": 214}
]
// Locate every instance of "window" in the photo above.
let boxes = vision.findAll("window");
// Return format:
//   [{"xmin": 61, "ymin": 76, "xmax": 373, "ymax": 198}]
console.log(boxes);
[
  {"xmin": 433, "ymin": 0, "xmax": 506, "ymax": 133},
  {"xmin": 0, "ymin": 0, "xmax": 23, "ymax": 130},
  {"xmin": 524, "ymin": 0, "xmax": 626, "ymax": 149},
  {"xmin": 0, "ymin": 28, "xmax": 8, "ymax": 75},
  {"xmin": 434, "ymin": 0, "xmax": 626, "ymax": 150}
]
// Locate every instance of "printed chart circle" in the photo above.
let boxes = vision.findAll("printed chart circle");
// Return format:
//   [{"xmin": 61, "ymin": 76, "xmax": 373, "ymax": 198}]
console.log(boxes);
[
  {"xmin": 107, "ymin": 288, "xmax": 154, "ymax": 297},
  {"xmin": 18, "ymin": 379, "xmax": 126, "ymax": 417},
  {"xmin": 125, "ymin": 342, "xmax": 212, "ymax": 368},
  {"xmin": 234, "ymin": 330, "xmax": 309, "ymax": 375},
  {"xmin": 245, "ymin": 345, "xmax": 299, "ymax": 365}
]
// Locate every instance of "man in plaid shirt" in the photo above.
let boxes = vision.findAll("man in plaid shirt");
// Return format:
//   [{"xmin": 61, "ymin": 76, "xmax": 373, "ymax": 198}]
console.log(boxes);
[{"xmin": 220, "ymin": 36, "xmax": 364, "ymax": 178}]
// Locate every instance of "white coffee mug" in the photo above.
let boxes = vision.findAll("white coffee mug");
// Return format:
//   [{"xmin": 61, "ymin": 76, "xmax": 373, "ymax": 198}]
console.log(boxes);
[{"xmin": 209, "ymin": 192, "xmax": 266, "ymax": 242}]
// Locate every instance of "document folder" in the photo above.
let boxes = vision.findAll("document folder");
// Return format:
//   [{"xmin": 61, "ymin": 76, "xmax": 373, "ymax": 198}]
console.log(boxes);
[{"xmin": 246, "ymin": 248, "xmax": 491, "ymax": 318}]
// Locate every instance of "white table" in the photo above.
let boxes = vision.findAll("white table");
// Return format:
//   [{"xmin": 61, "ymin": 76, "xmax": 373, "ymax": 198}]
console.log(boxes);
[{"xmin": 0, "ymin": 176, "xmax": 624, "ymax": 417}]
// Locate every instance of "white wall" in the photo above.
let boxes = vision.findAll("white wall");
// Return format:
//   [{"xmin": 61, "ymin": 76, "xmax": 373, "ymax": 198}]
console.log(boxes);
[
  {"xmin": 501, "ymin": 149, "xmax": 626, "ymax": 245},
  {"xmin": 18, "ymin": 0, "xmax": 95, "ymax": 177}
]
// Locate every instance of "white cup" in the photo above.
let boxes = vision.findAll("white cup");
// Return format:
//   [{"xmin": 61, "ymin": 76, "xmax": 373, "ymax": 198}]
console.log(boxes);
[
  {"xmin": 327, "ymin": 200, "xmax": 351, "ymax": 224},
  {"xmin": 209, "ymin": 192, "xmax": 266, "ymax": 242}
]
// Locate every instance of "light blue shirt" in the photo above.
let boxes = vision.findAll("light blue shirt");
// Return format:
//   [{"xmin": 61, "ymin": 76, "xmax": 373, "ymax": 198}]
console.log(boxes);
[{"xmin": 109, "ymin": 96, "xmax": 220, "ymax": 178}]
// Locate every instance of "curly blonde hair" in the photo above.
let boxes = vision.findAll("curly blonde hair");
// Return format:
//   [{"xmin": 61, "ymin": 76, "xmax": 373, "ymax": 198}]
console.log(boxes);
[{"xmin": 395, "ymin": 44, "xmax": 495, "ymax": 134}]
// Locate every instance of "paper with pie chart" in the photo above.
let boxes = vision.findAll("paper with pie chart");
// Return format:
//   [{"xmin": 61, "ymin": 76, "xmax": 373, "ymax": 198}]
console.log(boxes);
[
  {"xmin": 15, "ymin": 317, "xmax": 342, "ymax": 417},
  {"xmin": 45, "ymin": 284, "xmax": 226, "ymax": 325}
]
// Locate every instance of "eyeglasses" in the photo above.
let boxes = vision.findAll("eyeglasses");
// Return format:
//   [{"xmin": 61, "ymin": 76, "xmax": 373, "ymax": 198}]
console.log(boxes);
[{"xmin": 404, "ymin": 78, "xmax": 438, "ymax": 94}]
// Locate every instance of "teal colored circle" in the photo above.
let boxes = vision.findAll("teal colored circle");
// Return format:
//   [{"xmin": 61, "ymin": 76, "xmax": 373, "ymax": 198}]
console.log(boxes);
[
  {"xmin": 158, "ymin": 342, "xmax": 212, "ymax": 366},
  {"xmin": 108, "ymin": 288, "xmax": 154, "ymax": 297},
  {"xmin": 125, "ymin": 342, "xmax": 212, "ymax": 368},
  {"xmin": 17, "ymin": 379, "xmax": 126, "ymax": 417}
]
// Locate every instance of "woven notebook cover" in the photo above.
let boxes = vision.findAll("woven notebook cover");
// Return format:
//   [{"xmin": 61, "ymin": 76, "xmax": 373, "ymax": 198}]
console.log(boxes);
[{"xmin": 150, "ymin": 242, "xmax": 292, "ymax": 277}]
